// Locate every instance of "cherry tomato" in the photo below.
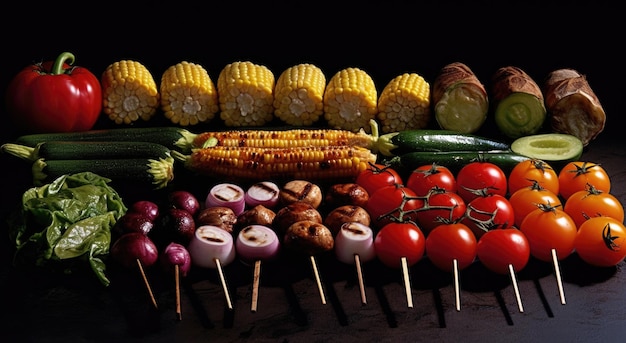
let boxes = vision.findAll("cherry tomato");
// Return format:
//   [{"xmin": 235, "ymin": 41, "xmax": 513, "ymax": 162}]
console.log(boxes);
[
  {"xmin": 508, "ymin": 181, "xmax": 562, "ymax": 228},
  {"xmin": 425, "ymin": 222, "xmax": 477, "ymax": 271},
  {"xmin": 564, "ymin": 185, "xmax": 625, "ymax": 228},
  {"xmin": 406, "ymin": 163, "xmax": 457, "ymax": 196},
  {"xmin": 519, "ymin": 203, "xmax": 578, "ymax": 262},
  {"xmin": 476, "ymin": 228, "xmax": 530, "ymax": 275},
  {"xmin": 462, "ymin": 194, "xmax": 515, "ymax": 240},
  {"xmin": 374, "ymin": 221, "xmax": 426, "ymax": 268},
  {"xmin": 574, "ymin": 216, "xmax": 626, "ymax": 267},
  {"xmin": 366, "ymin": 184, "xmax": 424, "ymax": 230},
  {"xmin": 415, "ymin": 188, "xmax": 466, "ymax": 235},
  {"xmin": 558, "ymin": 161, "xmax": 611, "ymax": 200},
  {"xmin": 456, "ymin": 160, "xmax": 507, "ymax": 203},
  {"xmin": 508, "ymin": 159, "xmax": 559, "ymax": 196},
  {"xmin": 356, "ymin": 163, "xmax": 403, "ymax": 195}
]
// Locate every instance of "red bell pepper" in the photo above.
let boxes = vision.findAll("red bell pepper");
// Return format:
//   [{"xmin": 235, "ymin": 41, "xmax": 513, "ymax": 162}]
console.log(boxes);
[{"xmin": 5, "ymin": 52, "xmax": 102, "ymax": 134}]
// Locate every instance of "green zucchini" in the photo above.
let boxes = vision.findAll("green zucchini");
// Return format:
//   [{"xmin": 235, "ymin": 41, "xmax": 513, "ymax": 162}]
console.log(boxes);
[
  {"xmin": 2, "ymin": 141, "xmax": 172, "ymax": 162},
  {"xmin": 14, "ymin": 127, "xmax": 197, "ymax": 152},
  {"xmin": 32, "ymin": 156, "xmax": 175, "ymax": 190},
  {"xmin": 387, "ymin": 150, "xmax": 530, "ymax": 176},
  {"xmin": 370, "ymin": 118, "xmax": 510, "ymax": 157}
]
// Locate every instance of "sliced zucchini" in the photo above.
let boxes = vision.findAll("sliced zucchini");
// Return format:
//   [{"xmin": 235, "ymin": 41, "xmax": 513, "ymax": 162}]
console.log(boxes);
[{"xmin": 510, "ymin": 133, "xmax": 583, "ymax": 165}]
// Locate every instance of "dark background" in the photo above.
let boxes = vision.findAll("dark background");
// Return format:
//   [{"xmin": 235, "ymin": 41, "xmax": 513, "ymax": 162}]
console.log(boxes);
[{"xmin": 1, "ymin": 1, "xmax": 625, "ymax": 342}]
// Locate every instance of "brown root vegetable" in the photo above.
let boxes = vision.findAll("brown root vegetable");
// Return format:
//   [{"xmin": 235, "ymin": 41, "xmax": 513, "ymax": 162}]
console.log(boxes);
[
  {"xmin": 323, "ymin": 205, "xmax": 371, "ymax": 236},
  {"xmin": 273, "ymin": 201, "xmax": 323, "ymax": 236},
  {"xmin": 432, "ymin": 62, "xmax": 489, "ymax": 133},
  {"xmin": 236, "ymin": 204, "xmax": 276, "ymax": 230},
  {"xmin": 543, "ymin": 69, "xmax": 605, "ymax": 146},
  {"xmin": 491, "ymin": 66, "xmax": 547, "ymax": 139},
  {"xmin": 195, "ymin": 206, "xmax": 237, "ymax": 233}
]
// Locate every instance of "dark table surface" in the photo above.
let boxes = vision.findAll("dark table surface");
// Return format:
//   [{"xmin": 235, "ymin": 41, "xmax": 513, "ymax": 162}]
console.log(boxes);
[{"xmin": 1, "ymin": 1, "xmax": 624, "ymax": 342}]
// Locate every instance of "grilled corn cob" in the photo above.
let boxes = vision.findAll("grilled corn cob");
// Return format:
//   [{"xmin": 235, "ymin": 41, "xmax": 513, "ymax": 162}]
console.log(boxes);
[
  {"xmin": 172, "ymin": 146, "xmax": 377, "ymax": 182},
  {"xmin": 273, "ymin": 63, "xmax": 327, "ymax": 126},
  {"xmin": 376, "ymin": 73, "xmax": 431, "ymax": 133},
  {"xmin": 160, "ymin": 61, "xmax": 219, "ymax": 126},
  {"xmin": 217, "ymin": 61, "xmax": 275, "ymax": 127},
  {"xmin": 101, "ymin": 60, "xmax": 160, "ymax": 125},
  {"xmin": 323, "ymin": 67, "xmax": 378, "ymax": 133},
  {"xmin": 191, "ymin": 127, "xmax": 375, "ymax": 149}
]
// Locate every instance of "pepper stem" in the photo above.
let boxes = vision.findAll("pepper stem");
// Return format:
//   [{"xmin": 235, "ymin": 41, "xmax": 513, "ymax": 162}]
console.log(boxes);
[{"xmin": 50, "ymin": 52, "xmax": 75, "ymax": 75}]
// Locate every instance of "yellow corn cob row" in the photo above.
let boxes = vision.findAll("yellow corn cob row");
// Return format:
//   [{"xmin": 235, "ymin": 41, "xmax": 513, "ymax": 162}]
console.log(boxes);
[
  {"xmin": 217, "ymin": 61, "xmax": 275, "ymax": 127},
  {"xmin": 323, "ymin": 67, "xmax": 378, "ymax": 133},
  {"xmin": 191, "ymin": 128, "xmax": 375, "ymax": 149},
  {"xmin": 174, "ymin": 145, "xmax": 377, "ymax": 182},
  {"xmin": 377, "ymin": 73, "xmax": 431, "ymax": 133},
  {"xmin": 273, "ymin": 63, "xmax": 327, "ymax": 126},
  {"xmin": 101, "ymin": 60, "xmax": 160, "ymax": 125},
  {"xmin": 160, "ymin": 61, "xmax": 219, "ymax": 126}
]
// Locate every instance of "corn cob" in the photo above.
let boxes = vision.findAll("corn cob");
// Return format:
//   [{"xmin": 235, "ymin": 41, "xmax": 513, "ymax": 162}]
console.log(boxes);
[
  {"xmin": 376, "ymin": 73, "xmax": 431, "ymax": 133},
  {"xmin": 323, "ymin": 67, "xmax": 378, "ymax": 133},
  {"xmin": 172, "ymin": 146, "xmax": 377, "ymax": 182},
  {"xmin": 160, "ymin": 61, "xmax": 219, "ymax": 126},
  {"xmin": 217, "ymin": 61, "xmax": 275, "ymax": 127},
  {"xmin": 191, "ymin": 127, "xmax": 375, "ymax": 149},
  {"xmin": 101, "ymin": 60, "xmax": 160, "ymax": 125},
  {"xmin": 273, "ymin": 63, "xmax": 327, "ymax": 126}
]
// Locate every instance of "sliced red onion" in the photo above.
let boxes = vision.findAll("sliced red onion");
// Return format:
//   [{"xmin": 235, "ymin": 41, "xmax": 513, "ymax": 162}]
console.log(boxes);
[
  {"xmin": 236, "ymin": 225, "xmax": 280, "ymax": 265},
  {"xmin": 188, "ymin": 225, "xmax": 235, "ymax": 269},
  {"xmin": 245, "ymin": 181, "xmax": 280, "ymax": 208},
  {"xmin": 206, "ymin": 183, "xmax": 245, "ymax": 215},
  {"xmin": 335, "ymin": 222, "xmax": 376, "ymax": 264},
  {"xmin": 161, "ymin": 242, "xmax": 192, "ymax": 277}
]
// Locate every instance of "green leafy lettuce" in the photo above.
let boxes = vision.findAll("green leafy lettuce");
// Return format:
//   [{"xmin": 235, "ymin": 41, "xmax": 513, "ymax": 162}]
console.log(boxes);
[{"xmin": 9, "ymin": 172, "xmax": 128, "ymax": 286}]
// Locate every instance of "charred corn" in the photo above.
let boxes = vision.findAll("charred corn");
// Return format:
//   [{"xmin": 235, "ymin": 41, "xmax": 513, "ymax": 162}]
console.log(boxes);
[
  {"xmin": 273, "ymin": 63, "xmax": 326, "ymax": 126},
  {"xmin": 191, "ymin": 127, "xmax": 375, "ymax": 149},
  {"xmin": 160, "ymin": 61, "xmax": 219, "ymax": 126},
  {"xmin": 172, "ymin": 145, "xmax": 377, "ymax": 182},
  {"xmin": 101, "ymin": 60, "xmax": 160, "ymax": 125},
  {"xmin": 377, "ymin": 73, "xmax": 431, "ymax": 133},
  {"xmin": 323, "ymin": 67, "xmax": 378, "ymax": 133},
  {"xmin": 217, "ymin": 61, "xmax": 275, "ymax": 127}
]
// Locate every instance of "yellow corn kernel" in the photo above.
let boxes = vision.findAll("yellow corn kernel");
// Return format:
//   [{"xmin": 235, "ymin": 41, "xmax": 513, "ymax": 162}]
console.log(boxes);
[
  {"xmin": 178, "ymin": 145, "xmax": 377, "ymax": 182},
  {"xmin": 217, "ymin": 61, "xmax": 275, "ymax": 127},
  {"xmin": 101, "ymin": 60, "xmax": 160, "ymax": 125},
  {"xmin": 160, "ymin": 61, "xmax": 219, "ymax": 126},
  {"xmin": 273, "ymin": 63, "xmax": 326, "ymax": 126},
  {"xmin": 191, "ymin": 128, "xmax": 374, "ymax": 149},
  {"xmin": 377, "ymin": 73, "xmax": 431, "ymax": 133},
  {"xmin": 323, "ymin": 67, "xmax": 378, "ymax": 133}
]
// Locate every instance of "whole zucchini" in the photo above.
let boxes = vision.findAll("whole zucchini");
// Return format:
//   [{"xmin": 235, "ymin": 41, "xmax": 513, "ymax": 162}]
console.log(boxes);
[
  {"xmin": 373, "ymin": 129, "xmax": 510, "ymax": 157},
  {"xmin": 32, "ymin": 157, "xmax": 175, "ymax": 190},
  {"xmin": 14, "ymin": 126, "xmax": 196, "ymax": 152},
  {"xmin": 2, "ymin": 141, "xmax": 172, "ymax": 162},
  {"xmin": 388, "ymin": 150, "xmax": 530, "ymax": 175}
]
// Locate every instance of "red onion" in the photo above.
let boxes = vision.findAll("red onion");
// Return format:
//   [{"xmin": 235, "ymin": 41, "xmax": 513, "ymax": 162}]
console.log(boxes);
[
  {"xmin": 111, "ymin": 232, "xmax": 159, "ymax": 269},
  {"xmin": 168, "ymin": 190, "xmax": 200, "ymax": 216},
  {"xmin": 161, "ymin": 242, "xmax": 191, "ymax": 277}
]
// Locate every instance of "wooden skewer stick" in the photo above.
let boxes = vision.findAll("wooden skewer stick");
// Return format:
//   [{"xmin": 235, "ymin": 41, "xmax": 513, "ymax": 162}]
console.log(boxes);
[
  {"xmin": 401, "ymin": 257, "xmax": 413, "ymax": 308},
  {"xmin": 551, "ymin": 248, "xmax": 566, "ymax": 305},
  {"xmin": 215, "ymin": 258, "xmax": 233, "ymax": 310},
  {"xmin": 508, "ymin": 264, "xmax": 524, "ymax": 313},
  {"xmin": 251, "ymin": 260, "xmax": 262, "ymax": 312},
  {"xmin": 310, "ymin": 255, "xmax": 327, "ymax": 305},
  {"xmin": 354, "ymin": 254, "xmax": 367, "ymax": 305},
  {"xmin": 136, "ymin": 259, "xmax": 158, "ymax": 310},
  {"xmin": 175, "ymin": 265, "xmax": 182, "ymax": 321},
  {"xmin": 453, "ymin": 259, "xmax": 461, "ymax": 312}
]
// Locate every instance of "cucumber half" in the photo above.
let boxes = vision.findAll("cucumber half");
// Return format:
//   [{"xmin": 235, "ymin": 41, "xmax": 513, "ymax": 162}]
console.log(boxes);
[{"xmin": 511, "ymin": 133, "xmax": 583, "ymax": 165}]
